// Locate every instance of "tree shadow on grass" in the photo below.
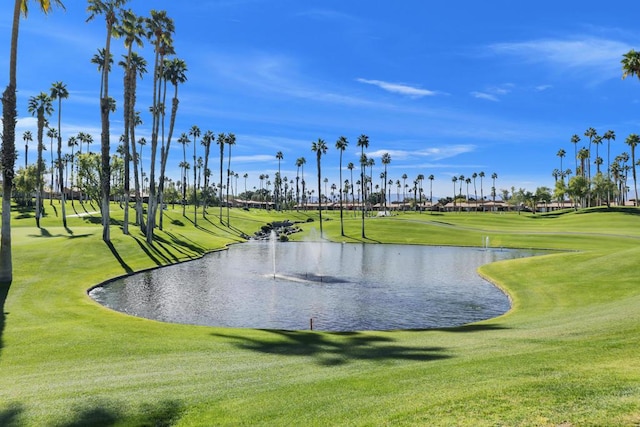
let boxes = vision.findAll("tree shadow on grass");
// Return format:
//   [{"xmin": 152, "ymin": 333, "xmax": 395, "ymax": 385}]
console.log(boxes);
[
  {"xmin": 130, "ymin": 235, "xmax": 168, "ymax": 266},
  {"xmin": 27, "ymin": 227, "xmax": 92, "ymax": 239},
  {"xmin": 212, "ymin": 329, "xmax": 451, "ymax": 367},
  {"xmin": 0, "ymin": 282, "xmax": 9, "ymax": 358},
  {"xmin": 62, "ymin": 399, "xmax": 184, "ymax": 427},
  {"xmin": 0, "ymin": 403, "xmax": 23, "ymax": 427},
  {"xmin": 105, "ymin": 241, "xmax": 133, "ymax": 274}
]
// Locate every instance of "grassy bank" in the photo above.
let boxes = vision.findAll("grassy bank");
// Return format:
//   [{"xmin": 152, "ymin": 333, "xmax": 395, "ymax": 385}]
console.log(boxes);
[{"xmin": 1, "ymin": 202, "xmax": 639, "ymax": 426}]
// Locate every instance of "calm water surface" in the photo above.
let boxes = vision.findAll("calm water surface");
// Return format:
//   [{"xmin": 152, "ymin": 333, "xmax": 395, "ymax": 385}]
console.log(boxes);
[{"xmin": 89, "ymin": 242, "xmax": 537, "ymax": 331}]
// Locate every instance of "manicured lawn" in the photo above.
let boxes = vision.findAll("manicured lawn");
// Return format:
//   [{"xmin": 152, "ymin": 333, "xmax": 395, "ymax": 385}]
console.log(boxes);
[{"xmin": 1, "ymin": 202, "xmax": 639, "ymax": 426}]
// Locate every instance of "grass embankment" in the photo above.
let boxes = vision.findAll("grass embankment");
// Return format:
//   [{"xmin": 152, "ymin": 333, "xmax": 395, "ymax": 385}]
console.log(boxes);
[{"xmin": 1, "ymin": 203, "xmax": 639, "ymax": 426}]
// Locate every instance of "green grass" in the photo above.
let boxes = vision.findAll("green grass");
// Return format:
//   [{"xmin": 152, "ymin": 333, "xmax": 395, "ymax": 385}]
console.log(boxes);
[{"xmin": 1, "ymin": 202, "xmax": 640, "ymax": 426}]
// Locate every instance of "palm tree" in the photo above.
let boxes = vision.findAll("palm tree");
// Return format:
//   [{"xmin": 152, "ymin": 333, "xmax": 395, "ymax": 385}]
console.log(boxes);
[
  {"xmin": 347, "ymin": 162, "xmax": 355, "ymax": 213},
  {"xmin": 577, "ymin": 147, "xmax": 589, "ymax": 178},
  {"xmin": 299, "ymin": 157, "xmax": 306, "ymax": 209},
  {"xmin": 216, "ymin": 133, "xmax": 225, "ymax": 222},
  {"xmin": 625, "ymin": 133, "xmax": 640, "ymax": 206},
  {"xmin": 67, "ymin": 136, "xmax": 77, "ymax": 206},
  {"xmin": 2, "ymin": 0, "xmax": 64, "ymax": 282},
  {"xmin": 138, "ymin": 136, "xmax": 146, "ymax": 192},
  {"xmin": 22, "ymin": 130, "xmax": 33, "ymax": 168},
  {"xmin": 311, "ymin": 138, "xmax": 328, "ymax": 237},
  {"xmin": 46, "ymin": 127, "xmax": 58, "ymax": 205},
  {"xmin": 335, "ymin": 136, "xmax": 348, "ymax": 236},
  {"xmin": 200, "ymin": 130, "xmax": 213, "ymax": 218},
  {"xmin": 178, "ymin": 132, "xmax": 189, "ymax": 215},
  {"xmin": 87, "ymin": 0, "xmax": 128, "ymax": 243},
  {"xmin": 50, "ymin": 81, "xmax": 68, "ymax": 226},
  {"xmin": 115, "ymin": 8, "xmax": 146, "ymax": 234},
  {"xmin": 357, "ymin": 134, "xmax": 369, "ymax": 238},
  {"xmin": 189, "ymin": 125, "xmax": 201, "ymax": 225},
  {"xmin": 381, "ymin": 152, "xmax": 391, "ymax": 214},
  {"xmin": 401, "ymin": 173, "xmax": 408, "ymax": 211},
  {"xmin": 276, "ymin": 151, "xmax": 283, "ymax": 211},
  {"xmin": 491, "ymin": 173, "xmax": 498, "ymax": 204},
  {"xmin": 593, "ymin": 135, "xmax": 603, "ymax": 175},
  {"xmin": 570, "ymin": 134, "xmax": 580, "ymax": 175},
  {"xmin": 451, "ymin": 176, "xmax": 458, "ymax": 210},
  {"xmin": 602, "ymin": 130, "xmax": 616, "ymax": 206},
  {"xmin": 225, "ymin": 133, "xmax": 236, "ymax": 225},
  {"xmin": 145, "ymin": 9, "xmax": 175, "ymax": 244},
  {"xmin": 28, "ymin": 92, "xmax": 53, "ymax": 228},
  {"xmin": 478, "ymin": 171, "xmax": 485, "ymax": 211},
  {"xmin": 472, "ymin": 172, "xmax": 478, "ymax": 211},
  {"xmin": 428, "ymin": 174, "xmax": 435, "ymax": 210},
  {"xmin": 584, "ymin": 127, "xmax": 597, "ymax": 182},
  {"xmin": 159, "ymin": 56, "xmax": 187, "ymax": 228},
  {"xmin": 295, "ymin": 157, "xmax": 303, "ymax": 209},
  {"xmin": 556, "ymin": 149, "xmax": 566, "ymax": 180}
]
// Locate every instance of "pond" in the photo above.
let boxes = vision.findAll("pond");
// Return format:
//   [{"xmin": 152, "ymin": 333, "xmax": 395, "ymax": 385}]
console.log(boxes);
[{"xmin": 89, "ymin": 241, "xmax": 538, "ymax": 331}]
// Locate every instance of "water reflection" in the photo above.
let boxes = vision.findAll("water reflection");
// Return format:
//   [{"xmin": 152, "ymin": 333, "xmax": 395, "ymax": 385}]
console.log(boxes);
[{"xmin": 90, "ymin": 243, "xmax": 537, "ymax": 331}]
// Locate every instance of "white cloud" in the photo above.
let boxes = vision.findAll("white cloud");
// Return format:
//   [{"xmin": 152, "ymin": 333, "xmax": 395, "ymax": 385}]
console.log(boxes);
[
  {"xmin": 488, "ymin": 37, "xmax": 632, "ymax": 81},
  {"xmin": 471, "ymin": 91, "xmax": 499, "ymax": 102},
  {"xmin": 356, "ymin": 78, "xmax": 440, "ymax": 98},
  {"xmin": 233, "ymin": 154, "xmax": 278, "ymax": 163},
  {"xmin": 535, "ymin": 84, "xmax": 553, "ymax": 91},
  {"xmin": 366, "ymin": 145, "xmax": 475, "ymax": 161}
]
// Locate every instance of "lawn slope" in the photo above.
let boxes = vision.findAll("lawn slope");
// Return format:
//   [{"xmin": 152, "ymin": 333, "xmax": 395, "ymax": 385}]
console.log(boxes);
[{"xmin": 0, "ymin": 204, "xmax": 639, "ymax": 426}]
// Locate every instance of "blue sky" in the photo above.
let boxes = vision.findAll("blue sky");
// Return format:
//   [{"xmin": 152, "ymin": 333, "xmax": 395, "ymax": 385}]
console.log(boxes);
[{"xmin": 3, "ymin": 0, "xmax": 640, "ymax": 199}]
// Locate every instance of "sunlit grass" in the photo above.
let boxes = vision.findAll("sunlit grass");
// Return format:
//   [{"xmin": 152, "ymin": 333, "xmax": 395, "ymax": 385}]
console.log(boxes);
[{"xmin": 1, "ymin": 201, "xmax": 640, "ymax": 425}]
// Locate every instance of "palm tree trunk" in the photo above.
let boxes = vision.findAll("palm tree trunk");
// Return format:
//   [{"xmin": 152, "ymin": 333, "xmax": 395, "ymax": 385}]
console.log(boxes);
[{"xmin": 0, "ymin": 0, "xmax": 21, "ymax": 282}]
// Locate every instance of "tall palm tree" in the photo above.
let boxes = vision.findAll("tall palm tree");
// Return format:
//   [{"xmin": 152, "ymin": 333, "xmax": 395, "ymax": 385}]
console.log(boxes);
[
  {"xmin": 115, "ymin": 8, "xmax": 145, "ymax": 234},
  {"xmin": 593, "ymin": 135, "xmax": 603, "ymax": 175},
  {"xmin": 451, "ymin": 176, "xmax": 458, "ymax": 210},
  {"xmin": 87, "ymin": 0, "xmax": 128, "ymax": 243},
  {"xmin": 472, "ymin": 172, "xmax": 478, "ymax": 211},
  {"xmin": 145, "ymin": 9, "xmax": 174, "ymax": 244},
  {"xmin": 137, "ymin": 136, "xmax": 146, "ymax": 192},
  {"xmin": 225, "ymin": 133, "xmax": 236, "ymax": 225},
  {"xmin": 299, "ymin": 157, "xmax": 307, "ymax": 209},
  {"xmin": 216, "ymin": 133, "xmax": 225, "ymax": 222},
  {"xmin": 46, "ymin": 127, "xmax": 58, "ymax": 205},
  {"xmin": 602, "ymin": 130, "xmax": 616, "ymax": 206},
  {"xmin": 50, "ymin": 81, "xmax": 68, "ymax": 226},
  {"xmin": 357, "ymin": 134, "xmax": 369, "ymax": 238},
  {"xmin": 67, "ymin": 135, "xmax": 77, "ymax": 206},
  {"xmin": 28, "ymin": 92, "xmax": 53, "ymax": 229},
  {"xmin": 295, "ymin": 157, "xmax": 304, "ymax": 209},
  {"xmin": 159, "ymin": 56, "xmax": 187, "ymax": 228},
  {"xmin": 200, "ymin": 130, "xmax": 213, "ymax": 218},
  {"xmin": 625, "ymin": 134, "xmax": 640, "ymax": 206},
  {"xmin": 381, "ymin": 152, "xmax": 391, "ymax": 214},
  {"xmin": 335, "ymin": 136, "xmax": 348, "ymax": 235},
  {"xmin": 428, "ymin": 174, "xmax": 435, "ymax": 210},
  {"xmin": 401, "ymin": 173, "xmax": 408, "ymax": 211},
  {"xmin": 1, "ymin": 0, "xmax": 64, "ymax": 282},
  {"xmin": 189, "ymin": 125, "xmax": 200, "ymax": 225},
  {"xmin": 178, "ymin": 132, "xmax": 189, "ymax": 216},
  {"xmin": 491, "ymin": 173, "xmax": 498, "ymax": 204},
  {"xmin": 570, "ymin": 134, "xmax": 580, "ymax": 175},
  {"xmin": 23, "ymin": 130, "xmax": 33, "ymax": 168},
  {"xmin": 311, "ymin": 138, "xmax": 328, "ymax": 237},
  {"xmin": 347, "ymin": 162, "xmax": 355, "ymax": 212},
  {"xmin": 275, "ymin": 151, "xmax": 283, "ymax": 211},
  {"xmin": 584, "ymin": 127, "xmax": 597, "ymax": 183},
  {"xmin": 478, "ymin": 171, "xmax": 485, "ymax": 211},
  {"xmin": 556, "ymin": 149, "xmax": 566, "ymax": 180}
]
